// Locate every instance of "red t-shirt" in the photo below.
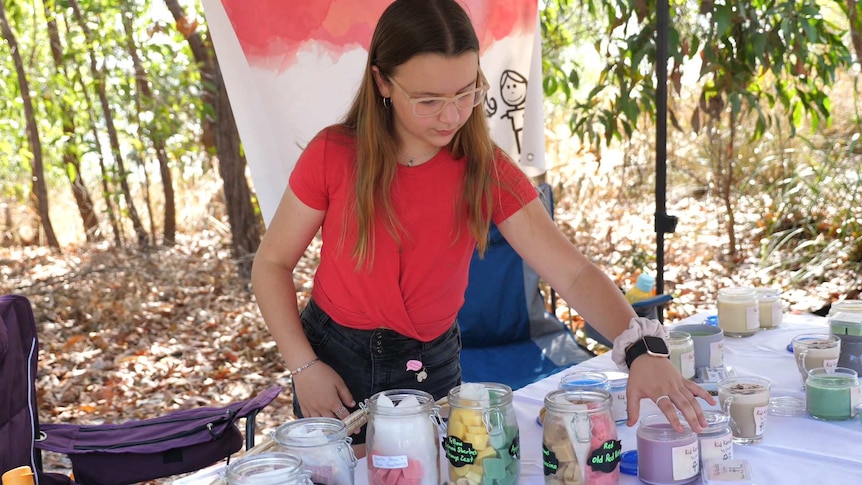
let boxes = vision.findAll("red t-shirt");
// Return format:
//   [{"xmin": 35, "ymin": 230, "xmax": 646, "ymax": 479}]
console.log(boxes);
[{"xmin": 289, "ymin": 127, "xmax": 538, "ymax": 341}]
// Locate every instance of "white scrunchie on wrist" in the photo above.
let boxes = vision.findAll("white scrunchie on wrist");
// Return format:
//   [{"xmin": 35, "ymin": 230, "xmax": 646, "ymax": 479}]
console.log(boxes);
[{"xmin": 611, "ymin": 317, "xmax": 670, "ymax": 370}]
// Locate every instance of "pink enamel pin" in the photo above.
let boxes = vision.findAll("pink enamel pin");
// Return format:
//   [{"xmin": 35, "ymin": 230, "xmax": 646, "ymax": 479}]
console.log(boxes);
[{"xmin": 406, "ymin": 359, "xmax": 428, "ymax": 382}]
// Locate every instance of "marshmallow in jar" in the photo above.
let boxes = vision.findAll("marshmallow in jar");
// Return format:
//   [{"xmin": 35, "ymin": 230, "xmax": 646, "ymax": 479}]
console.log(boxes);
[
  {"xmin": 272, "ymin": 417, "xmax": 356, "ymax": 485},
  {"xmin": 365, "ymin": 389, "xmax": 442, "ymax": 485},
  {"xmin": 444, "ymin": 382, "xmax": 520, "ymax": 484}
]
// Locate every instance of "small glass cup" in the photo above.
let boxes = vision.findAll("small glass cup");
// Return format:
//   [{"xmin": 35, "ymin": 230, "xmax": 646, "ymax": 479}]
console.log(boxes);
[
  {"xmin": 717, "ymin": 376, "xmax": 771, "ymax": 445},
  {"xmin": 792, "ymin": 333, "xmax": 841, "ymax": 387}
]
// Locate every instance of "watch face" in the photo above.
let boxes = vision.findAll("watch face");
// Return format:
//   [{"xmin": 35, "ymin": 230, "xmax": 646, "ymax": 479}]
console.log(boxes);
[{"xmin": 644, "ymin": 337, "xmax": 670, "ymax": 356}]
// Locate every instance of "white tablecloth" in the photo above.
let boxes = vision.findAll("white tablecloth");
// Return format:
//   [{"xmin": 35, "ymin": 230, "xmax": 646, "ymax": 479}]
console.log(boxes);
[{"xmin": 355, "ymin": 312, "xmax": 862, "ymax": 484}]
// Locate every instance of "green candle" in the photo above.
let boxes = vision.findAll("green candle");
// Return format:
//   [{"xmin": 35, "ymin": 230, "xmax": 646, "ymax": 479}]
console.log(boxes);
[{"xmin": 806, "ymin": 368, "xmax": 861, "ymax": 421}]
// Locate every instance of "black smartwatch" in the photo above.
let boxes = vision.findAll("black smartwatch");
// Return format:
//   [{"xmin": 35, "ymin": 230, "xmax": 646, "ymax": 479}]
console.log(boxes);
[{"xmin": 624, "ymin": 336, "xmax": 670, "ymax": 369}]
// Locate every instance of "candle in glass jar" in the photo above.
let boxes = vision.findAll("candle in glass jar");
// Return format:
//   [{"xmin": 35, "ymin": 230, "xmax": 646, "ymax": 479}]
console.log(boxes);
[
  {"xmin": 667, "ymin": 332, "xmax": 696, "ymax": 379},
  {"xmin": 717, "ymin": 288, "xmax": 759, "ymax": 337},
  {"xmin": 637, "ymin": 414, "xmax": 699, "ymax": 484},
  {"xmin": 756, "ymin": 288, "xmax": 783, "ymax": 329}
]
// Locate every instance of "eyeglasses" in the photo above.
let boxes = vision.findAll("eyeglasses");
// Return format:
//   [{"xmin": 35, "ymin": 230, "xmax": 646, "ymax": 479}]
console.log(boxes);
[{"xmin": 388, "ymin": 77, "xmax": 488, "ymax": 117}]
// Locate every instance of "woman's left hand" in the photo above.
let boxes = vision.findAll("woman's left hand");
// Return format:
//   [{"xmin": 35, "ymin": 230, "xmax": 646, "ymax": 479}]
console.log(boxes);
[{"xmin": 624, "ymin": 354, "xmax": 716, "ymax": 433}]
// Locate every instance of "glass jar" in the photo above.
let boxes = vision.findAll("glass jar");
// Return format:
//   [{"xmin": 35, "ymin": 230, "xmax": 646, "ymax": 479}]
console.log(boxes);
[
  {"xmin": 830, "ymin": 311, "xmax": 862, "ymax": 375},
  {"xmin": 365, "ymin": 389, "xmax": 442, "ymax": 485},
  {"xmin": 444, "ymin": 383, "xmax": 519, "ymax": 484},
  {"xmin": 637, "ymin": 413, "xmax": 699, "ymax": 485},
  {"xmin": 827, "ymin": 300, "xmax": 862, "ymax": 318},
  {"xmin": 667, "ymin": 332, "xmax": 696, "ymax": 379},
  {"xmin": 602, "ymin": 370, "xmax": 629, "ymax": 423},
  {"xmin": 542, "ymin": 389, "xmax": 620, "ymax": 484},
  {"xmin": 559, "ymin": 371, "xmax": 611, "ymax": 392},
  {"xmin": 272, "ymin": 417, "xmax": 356, "ymax": 485},
  {"xmin": 755, "ymin": 288, "xmax": 783, "ymax": 329},
  {"xmin": 805, "ymin": 367, "xmax": 862, "ymax": 421},
  {"xmin": 697, "ymin": 410, "xmax": 733, "ymax": 465},
  {"xmin": 717, "ymin": 288, "xmax": 759, "ymax": 337},
  {"xmin": 223, "ymin": 452, "xmax": 313, "ymax": 485}
]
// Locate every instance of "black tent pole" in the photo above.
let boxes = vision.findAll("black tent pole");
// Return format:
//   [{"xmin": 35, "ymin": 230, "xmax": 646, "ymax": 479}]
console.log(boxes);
[{"xmin": 655, "ymin": 0, "xmax": 677, "ymax": 322}]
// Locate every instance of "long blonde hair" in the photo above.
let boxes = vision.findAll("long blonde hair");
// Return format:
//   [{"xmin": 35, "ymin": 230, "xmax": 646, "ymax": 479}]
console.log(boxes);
[{"xmin": 340, "ymin": 0, "xmax": 505, "ymax": 269}]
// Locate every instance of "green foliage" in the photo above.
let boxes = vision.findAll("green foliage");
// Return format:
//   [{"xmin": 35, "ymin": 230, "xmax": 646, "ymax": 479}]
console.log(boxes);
[
  {"xmin": 0, "ymin": 0, "xmax": 206, "ymax": 212},
  {"xmin": 540, "ymin": 0, "xmax": 853, "ymax": 149}
]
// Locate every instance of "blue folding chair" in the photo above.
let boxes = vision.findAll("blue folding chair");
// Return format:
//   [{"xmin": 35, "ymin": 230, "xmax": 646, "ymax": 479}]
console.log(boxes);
[{"xmin": 457, "ymin": 183, "xmax": 593, "ymax": 390}]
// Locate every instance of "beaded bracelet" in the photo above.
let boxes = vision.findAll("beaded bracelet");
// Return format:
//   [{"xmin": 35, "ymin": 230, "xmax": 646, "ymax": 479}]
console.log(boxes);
[{"xmin": 290, "ymin": 358, "xmax": 320, "ymax": 376}]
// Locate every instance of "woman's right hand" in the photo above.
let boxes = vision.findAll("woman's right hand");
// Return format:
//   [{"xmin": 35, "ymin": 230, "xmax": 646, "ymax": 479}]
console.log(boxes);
[{"xmin": 293, "ymin": 361, "xmax": 356, "ymax": 420}]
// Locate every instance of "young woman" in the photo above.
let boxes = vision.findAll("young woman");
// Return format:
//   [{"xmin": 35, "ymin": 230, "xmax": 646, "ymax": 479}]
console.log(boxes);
[{"xmin": 251, "ymin": 0, "xmax": 712, "ymax": 445}]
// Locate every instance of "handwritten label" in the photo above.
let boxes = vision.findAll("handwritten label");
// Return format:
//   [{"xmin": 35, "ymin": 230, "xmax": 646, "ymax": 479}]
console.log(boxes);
[
  {"xmin": 443, "ymin": 435, "xmax": 476, "ymax": 467},
  {"xmin": 746, "ymin": 306, "xmax": 760, "ymax": 329},
  {"xmin": 371, "ymin": 454, "xmax": 408, "ymax": 469},
  {"xmin": 671, "ymin": 442, "xmax": 700, "ymax": 480},
  {"xmin": 611, "ymin": 390, "xmax": 627, "ymax": 421},
  {"xmin": 588, "ymin": 440, "xmax": 622, "ymax": 473},
  {"xmin": 681, "ymin": 350, "xmax": 696, "ymax": 379},
  {"xmin": 542, "ymin": 445, "xmax": 559, "ymax": 476},
  {"xmin": 703, "ymin": 367, "xmax": 730, "ymax": 382},
  {"xmin": 710, "ymin": 340, "xmax": 725, "ymax": 368},
  {"xmin": 771, "ymin": 301, "xmax": 783, "ymax": 326},
  {"xmin": 754, "ymin": 405, "xmax": 769, "ymax": 435},
  {"xmin": 700, "ymin": 435, "xmax": 733, "ymax": 462},
  {"xmin": 824, "ymin": 358, "xmax": 839, "ymax": 372},
  {"xmin": 704, "ymin": 460, "xmax": 752, "ymax": 480}
]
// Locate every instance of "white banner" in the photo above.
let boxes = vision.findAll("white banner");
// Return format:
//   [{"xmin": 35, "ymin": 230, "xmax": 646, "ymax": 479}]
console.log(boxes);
[{"xmin": 201, "ymin": 0, "xmax": 545, "ymax": 225}]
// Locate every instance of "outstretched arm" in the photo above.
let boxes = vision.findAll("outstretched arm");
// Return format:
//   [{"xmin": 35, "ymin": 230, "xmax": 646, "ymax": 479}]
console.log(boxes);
[{"xmin": 497, "ymin": 198, "xmax": 714, "ymax": 432}]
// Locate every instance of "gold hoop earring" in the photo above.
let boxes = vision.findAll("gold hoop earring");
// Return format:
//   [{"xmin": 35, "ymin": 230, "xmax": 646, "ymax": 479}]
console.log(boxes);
[{"xmin": 382, "ymin": 97, "xmax": 392, "ymax": 109}]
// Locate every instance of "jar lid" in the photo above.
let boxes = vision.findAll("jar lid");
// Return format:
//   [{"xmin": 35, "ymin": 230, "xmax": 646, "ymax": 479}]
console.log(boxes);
[
  {"xmin": 828, "ymin": 300, "xmax": 862, "ymax": 318},
  {"xmin": 667, "ymin": 331, "xmax": 692, "ymax": 343},
  {"xmin": 620, "ymin": 450, "xmax": 638, "ymax": 476},
  {"xmin": 600, "ymin": 370, "xmax": 629, "ymax": 386},
  {"xmin": 768, "ymin": 396, "xmax": 805, "ymax": 416},
  {"xmin": 704, "ymin": 315, "xmax": 719, "ymax": 326},
  {"xmin": 755, "ymin": 287, "xmax": 781, "ymax": 297},
  {"xmin": 637, "ymin": 413, "xmax": 694, "ymax": 437},
  {"xmin": 224, "ymin": 452, "xmax": 307, "ymax": 484},
  {"xmin": 273, "ymin": 417, "xmax": 347, "ymax": 446},
  {"xmin": 717, "ymin": 287, "xmax": 756, "ymax": 297}
]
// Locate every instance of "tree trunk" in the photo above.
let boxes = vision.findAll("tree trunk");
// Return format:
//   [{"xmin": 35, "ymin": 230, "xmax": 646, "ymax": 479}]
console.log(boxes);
[
  {"xmin": 165, "ymin": 0, "xmax": 261, "ymax": 275},
  {"xmin": 0, "ymin": 0, "xmax": 60, "ymax": 249},
  {"xmin": 121, "ymin": 8, "xmax": 176, "ymax": 245},
  {"xmin": 43, "ymin": 0, "xmax": 99, "ymax": 242},
  {"xmin": 848, "ymin": 1, "xmax": 862, "ymax": 65},
  {"xmin": 723, "ymin": 116, "xmax": 738, "ymax": 260},
  {"xmin": 69, "ymin": 0, "xmax": 148, "ymax": 247},
  {"xmin": 74, "ymin": 65, "xmax": 124, "ymax": 246}
]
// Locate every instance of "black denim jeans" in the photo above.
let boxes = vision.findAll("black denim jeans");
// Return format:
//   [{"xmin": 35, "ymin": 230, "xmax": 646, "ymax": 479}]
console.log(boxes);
[{"xmin": 293, "ymin": 298, "xmax": 462, "ymax": 444}]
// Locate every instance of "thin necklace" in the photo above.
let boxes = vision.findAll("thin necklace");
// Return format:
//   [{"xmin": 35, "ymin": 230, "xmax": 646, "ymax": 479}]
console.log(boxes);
[{"xmin": 399, "ymin": 146, "xmax": 441, "ymax": 167}]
